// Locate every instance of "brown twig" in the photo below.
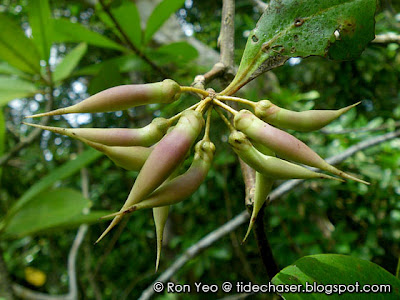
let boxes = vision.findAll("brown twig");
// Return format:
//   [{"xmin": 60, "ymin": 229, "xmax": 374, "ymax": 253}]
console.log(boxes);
[
  {"xmin": 98, "ymin": 0, "xmax": 168, "ymax": 78},
  {"xmin": 192, "ymin": 0, "xmax": 236, "ymax": 87},
  {"xmin": 373, "ymin": 33, "xmax": 400, "ymax": 44}
]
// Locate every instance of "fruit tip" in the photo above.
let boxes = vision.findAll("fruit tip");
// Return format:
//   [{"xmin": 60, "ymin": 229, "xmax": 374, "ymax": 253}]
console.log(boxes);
[
  {"xmin": 23, "ymin": 112, "xmax": 51, "ymax": 119},
  {"xmin": 95, "ymin": 216, "xmax": 121, "ymax": 243},
  {"xmin": 99, "ymin": 211, "xmax": 120, "ymax": 219},
  {"xmin": 242, "ymin": 217, "xmax": 256, "ymax": 244},
  {"xmin": 342, "ymin": 172, "xmax": 369, "ymax": 185}
]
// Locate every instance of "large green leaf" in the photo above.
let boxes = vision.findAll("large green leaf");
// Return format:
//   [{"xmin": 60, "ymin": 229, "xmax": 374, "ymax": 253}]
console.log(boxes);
[
  {"xmin": 53, "ymin": 43, "xmax": 88, "ymax": 83},
  {"xmin": 73, "ymin": 55, "xmax": 144, "ymax": 77},
  {"xmin": 52, "ymin": 210, "xmax": 111, "ymax": 231},
  {"xmin": 272, "ymin": 254, "xmax": 400, "ymax": 299},
  {"xmin": 148, "ymin": 42, "xmax": 199, "ymax": 65},
  {"xmin": 144, "ymin": 0, "xmax": 185, "ymax": 44},
  {"xmin": 0, "ymin": 14, "xmax": 41, "ymax": 74},
  {"xmin": 2, "ymin": 188, "xmax": 90, "ymax": 238},
  {"xmin": 28, "ymin": 0, "xmax": 53, "ymax": 62},
  {"xmin": 111, "ymin": 0, "xmax": 142, "ymax": 47},
  {"xmin": 0, "ymin": 76, "xmax": 38, "ymax": 106},
  {"xmin": 223, "ymin": 0, "xmax": 377, "ymax": 94},
  {"xmin": 0, "ymin": 148, "xmax": 103, "ymax": 229},
  {"xmin": 88, "ymin": 61, "xmax": 124, "ymax": 95},
  {"xmin": 52, "ymin": 18, "xmax": 125, "ymax": 51},
  {"xmin": 0, "ymin": 61, "xmax": 32, "ymax": 80}
]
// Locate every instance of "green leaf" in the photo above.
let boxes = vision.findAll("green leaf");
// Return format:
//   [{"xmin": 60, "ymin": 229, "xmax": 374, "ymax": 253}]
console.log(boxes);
[
  {"xmin": 0, "ymin": 61, "xmax": 32, "ymax": 79},
  {"xmin": 144, "ymin": 0, "xmax": 185, "ymax": 44},
  {"xmin": 149, "ymin": 42, "xmax": 198, "ymax": 64},
  {"xmin": 111, "ymin": 0, "xmax": 142, "ymax": 47},
  {"xmin": 28, "ymin": 0, "xmax": 53, "ymax": 62},
  {"xmin": 52, "ymin": 18, "xmax": 125, "ymax": 51},
  {"xmin": 1, "ymin": 148, "xmax": 103, "ymax": 228},
  {"xmin": 88, "ymin": 61, "xmax": 124, "ymax": 95},
  {"xmin": 53, "ymin": 210, "xmax": 111, "ymax": 230},
  {"xmin": 73, "ymin": 55, "xmax": 144, "ymax": 77},
  {"xmin": 0, "ymin": 76, "xmax": 38, "ymax": 106},
  {"xmin": 0, "ymin": 108, "xmax": 4, "ymax": 179},
  {"xmin": 272, "ymin": 254, "xmax": 400, "ymax": 299},
  {"xmin": 225, "ymin": 0, "xmax": 377, "ymax": 94},
  {"xmin": 53, "ymin": 43, "xmax": 88, "ymax": 82},
  {"xmin": 0, "ymin": 14, "xmax": 41, "ymax": 74},
  {"xmin": 2, "ymin": 188, "xmax": 90, "ymax": 238}
]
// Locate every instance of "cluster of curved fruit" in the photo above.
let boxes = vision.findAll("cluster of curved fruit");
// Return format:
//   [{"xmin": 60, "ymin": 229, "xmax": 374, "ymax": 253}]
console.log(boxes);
[{"xmin": 24, "ymin": 79, "xmax": 368, "ymax": 270}]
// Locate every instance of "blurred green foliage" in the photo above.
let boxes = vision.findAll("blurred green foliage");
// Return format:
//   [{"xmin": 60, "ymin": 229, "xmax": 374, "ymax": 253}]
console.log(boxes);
[{"xmin": 0, "ymin": 0, "xmax": 399, "ymax": 299}]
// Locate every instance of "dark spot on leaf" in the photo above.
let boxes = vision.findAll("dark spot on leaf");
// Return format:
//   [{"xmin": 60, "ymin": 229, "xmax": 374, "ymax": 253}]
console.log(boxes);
[
  {"xmin": 272, "ymin": 45, "xmax": 285, "ymax": 54},
  {"xmin": 293, "ymin": 34, "xmax": 299, "ymax": 41},
  {"xmin": 337, "ymin": 18, "xmax": 357, "ymax": 37},
  {"xmin": 291, "ymin": 46, "xmax": 296, "ymax": 53},
  {"xmin": 294, "ymin": 18, "xmax": 304, "ymax": 27},
  {"xmin": 252, "ymin": 35, "xmax": 259, "ymax": 43},
  {"xmin": 261, "ymin": 42, "xmax": 270, "ymax": 52}
]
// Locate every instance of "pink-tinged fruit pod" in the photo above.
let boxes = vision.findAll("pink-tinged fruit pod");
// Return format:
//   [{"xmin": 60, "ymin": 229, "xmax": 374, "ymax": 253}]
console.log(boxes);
[
  {"xmin": 242, "ymin": 172, "xmax": 274, "ymax": 243},
  {"xmin": 26, "ymin": 79, "xmax": 181, "ymax": 118},
  {"xmin": 23, "ymin": 118, "xmax": 170, "ymax": 147},
  {"xmin": 104, "ymin": 139, "xmax": 215, "ymax": 214},
  {"xmin": 255, "ymin": 100, "xmax": 360, "ymax": 132},
  {"xmin": 23, "ymin": 122, "xmax": 152, "ymax": 171},
  {"xmin": 153, "ymin": 206, "xmax": 169, "ymax": 272},
  {"xmin": 96, "ymin": 110, "xmax": 204, "ymax": 243},
  {"xmin": 234, "ymin": 110, "xmax": 369, "ymax": 184},
  {"xmin": 228, "ymin": 130, "xmax": 342, "ymax": 181}
]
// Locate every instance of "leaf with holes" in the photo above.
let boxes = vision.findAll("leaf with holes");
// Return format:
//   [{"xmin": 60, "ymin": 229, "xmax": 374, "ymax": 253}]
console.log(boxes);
[{"xmin": 223, "ymin": 0, "xmax": 376, "ymax": 95}]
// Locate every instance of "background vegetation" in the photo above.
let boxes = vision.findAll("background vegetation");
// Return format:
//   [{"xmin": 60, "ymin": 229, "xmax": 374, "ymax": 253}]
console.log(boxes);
[{"xmin": 0, "ymin": 0, "xmax": 399, "ymax": 299}]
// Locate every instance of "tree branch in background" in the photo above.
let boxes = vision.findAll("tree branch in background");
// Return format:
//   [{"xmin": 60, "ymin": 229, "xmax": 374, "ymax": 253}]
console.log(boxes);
[
  {"xmin": 139, "ymin": 128, "xmax": 400, "ymax": 300},
  {"xmin": 321, "ymin": 121, "xmax": 400, "ymax": 135},
  {"xmin": 373, "ymin": 33, "xmax": 400, "ymax": 44},
  {"xmin": 251, "ymin": 0, "xmax": 269, "ymax": 13},
  {"xmin": 219, "ymin": 0, "xmax": 235, "ymax": 73},
  {"xmin": 98, "ymin": 0, "xmax": 168, "ymax": 78}
]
